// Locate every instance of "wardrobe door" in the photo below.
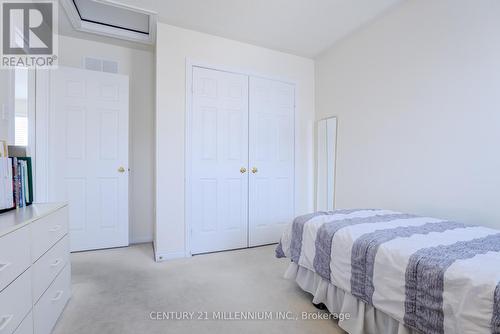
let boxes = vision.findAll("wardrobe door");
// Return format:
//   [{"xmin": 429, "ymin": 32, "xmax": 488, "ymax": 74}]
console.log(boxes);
[
  {"xmin": 190, "ymin": 67, "xmax": 249, "ymax": 254},
  {"xmin": 248, "ymin": 77, "xmax": 295, "ymax": 246}
]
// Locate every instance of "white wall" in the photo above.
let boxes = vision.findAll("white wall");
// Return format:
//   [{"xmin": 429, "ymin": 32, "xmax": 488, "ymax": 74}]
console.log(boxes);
[
  {"xmin": 316, "ymin": 0, "xmax": 500, "ymax": 228},
  {"xmin": 155, "ymin": 23, "xmax": 315, "ymax": 259},
  {"xmin": 58, "ymin": 34, "xmax": 155, "ymax": 243}
]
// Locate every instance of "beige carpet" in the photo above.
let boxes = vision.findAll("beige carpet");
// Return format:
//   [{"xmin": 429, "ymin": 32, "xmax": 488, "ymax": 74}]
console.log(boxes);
[{"xmin": 53, "ymin": 244, "xmax": 345, "ymax": 334}]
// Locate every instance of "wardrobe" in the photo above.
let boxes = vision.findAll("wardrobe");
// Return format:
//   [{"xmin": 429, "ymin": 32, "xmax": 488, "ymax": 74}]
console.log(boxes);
[{"xmin": 187, "ymin": 66, "xmax": 295, "ymax": 254}]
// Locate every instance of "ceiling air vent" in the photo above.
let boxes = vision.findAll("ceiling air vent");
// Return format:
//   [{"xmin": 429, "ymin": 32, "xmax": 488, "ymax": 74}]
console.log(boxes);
[{"xmin": 61, "ymin": 0, "xmax": 157, "ymax": 44}]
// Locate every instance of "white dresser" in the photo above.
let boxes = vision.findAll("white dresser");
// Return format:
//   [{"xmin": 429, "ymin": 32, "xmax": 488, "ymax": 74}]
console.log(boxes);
[{"xmin": 0, "ymin": 203, "xmax": 70, "ymax": 334}]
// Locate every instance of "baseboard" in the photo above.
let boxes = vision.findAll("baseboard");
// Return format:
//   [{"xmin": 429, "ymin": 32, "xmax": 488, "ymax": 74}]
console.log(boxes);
[{"xmin": 154, "ymin": 250, "xmax": 190, "ymax": 262}]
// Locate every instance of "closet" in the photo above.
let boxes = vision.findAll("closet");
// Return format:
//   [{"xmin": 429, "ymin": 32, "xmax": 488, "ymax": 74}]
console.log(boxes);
[{"xmin": 188, "ymin": 66, "xmax": 295, "ymax": 254}]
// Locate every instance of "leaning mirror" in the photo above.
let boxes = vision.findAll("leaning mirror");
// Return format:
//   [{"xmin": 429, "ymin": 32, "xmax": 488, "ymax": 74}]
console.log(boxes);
[
  {"xmin": 0, "ymin": 67, "xmax": 35, "ymax": 155},
  {"xmin": 316, "ymin": 117, "xmax": 337, "ymax": 211}
]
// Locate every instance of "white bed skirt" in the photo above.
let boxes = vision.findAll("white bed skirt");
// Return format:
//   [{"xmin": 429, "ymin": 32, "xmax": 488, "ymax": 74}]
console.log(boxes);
[{"xmin": 285, "ymin": 263, "xmax": 420, "ymax": 334}]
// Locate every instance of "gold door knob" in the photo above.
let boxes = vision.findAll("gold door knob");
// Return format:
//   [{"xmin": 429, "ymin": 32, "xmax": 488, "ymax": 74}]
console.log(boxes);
[
  {"xmin": 118, "ymin": 166, "xmax": 126, "ymax": 173},
  {"xmin": 251, "ymin": 167, "xmax": 258, "ymax": 174},
  {"xmin": 240, "ymin": 167, "xmax": 247, "ymax": 174}
]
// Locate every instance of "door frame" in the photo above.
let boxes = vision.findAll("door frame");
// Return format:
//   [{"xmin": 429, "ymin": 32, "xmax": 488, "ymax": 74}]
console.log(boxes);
[{"xmin": 185, "ymin": 59, "xmax": 297, "ymax": 257}]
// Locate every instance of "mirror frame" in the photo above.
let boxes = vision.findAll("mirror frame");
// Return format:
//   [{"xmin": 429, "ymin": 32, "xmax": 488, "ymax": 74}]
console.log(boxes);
[{"xmin": 316, "ymin": 116, "xmax": 337, "ymax": 211}]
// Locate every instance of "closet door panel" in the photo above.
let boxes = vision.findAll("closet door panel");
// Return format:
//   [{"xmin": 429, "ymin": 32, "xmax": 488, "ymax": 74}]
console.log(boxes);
[
  {"xmin": 190, "ymin": 67, "xmax": 249, "ymax": 254},
  {"xmin": 249, "ymin": 77, "xmax": 295, "ymax": 246}
]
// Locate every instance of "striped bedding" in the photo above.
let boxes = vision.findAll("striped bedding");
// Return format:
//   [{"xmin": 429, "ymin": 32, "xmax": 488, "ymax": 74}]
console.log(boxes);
[{"xmin": 276, "ymin": 209, "xmax": 500, "ymax": 334}]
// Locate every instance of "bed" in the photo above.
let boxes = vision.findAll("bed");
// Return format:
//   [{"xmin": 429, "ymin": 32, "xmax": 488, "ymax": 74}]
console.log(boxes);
[{"xmin": 276, "ymin": 209, "xmax": 500, "ymax": 334}]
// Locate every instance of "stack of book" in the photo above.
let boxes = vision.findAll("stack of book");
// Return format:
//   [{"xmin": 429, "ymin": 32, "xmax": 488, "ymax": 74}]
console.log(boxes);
[{"xmin": 0, "ymin": 156, "xmax": 33, "ymax": 212}]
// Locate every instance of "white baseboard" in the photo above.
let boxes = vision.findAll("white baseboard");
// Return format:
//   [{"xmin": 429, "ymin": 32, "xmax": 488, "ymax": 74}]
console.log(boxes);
[{"xmin": 154, "ymin": 250, "xmax": 190, "ymax": 262}]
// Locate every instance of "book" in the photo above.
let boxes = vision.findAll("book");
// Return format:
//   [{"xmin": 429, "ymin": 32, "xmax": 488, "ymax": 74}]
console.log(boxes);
[
  {"xmin": 17, "ymin": 157, "xmax": 33, "ymax": 205},
  {"xmin": 0, "ymin": 156, "xmax": 33, "ymax": 212},
  {"xmin": 6, "ymin": 158, "xmax": 13, "ymax": 208},
  {"xmin": 0, "ymin": 159, "xmax": 4, "ymax": 209},
  {"xmin": 11, "ymin": 157, "xmax": 19, "ymax": 207},
  {"xmin": 0, "ymin": 158, "xmax": 14, "ymax": 211},
  {"xmin": 23, "ymin": 161, "xmax": 29, "ymax": 204},
  {"xmin": 18, "ymin": 160, "xmax": 24, "ymax": 208},
  {"xmin": 0, "ymin": 159, "xmax": 4, "ymax": 208}
]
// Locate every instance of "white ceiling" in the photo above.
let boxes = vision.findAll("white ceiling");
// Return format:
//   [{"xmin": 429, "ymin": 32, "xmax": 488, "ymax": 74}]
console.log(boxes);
[{"xmin": 60, "ymin": 0, "xmax": 405, "ymax": 58}]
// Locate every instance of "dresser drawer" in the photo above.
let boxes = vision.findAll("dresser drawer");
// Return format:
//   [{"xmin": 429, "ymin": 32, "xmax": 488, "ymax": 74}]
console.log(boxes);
[
  {"xmin": 33, "ymin": 264, "xmax": 70, "ymax": 334},
  {"xmin": 31, "ymin": 207, "xmax": 68, "ymax": 262},
  {"xmin": 13, "ymin": 312, "xmax": 32, "ymax": 334},
  {"xmin": 0, "ymin": 227, "xmax": 31, "ymax": 293},
  {"xmin": 32, "ymin": 236, "xmax": 69, "ymax": 303},
  {"xmin": 0, "ymin": 269, "xmax": 32, "ymax": 334}
]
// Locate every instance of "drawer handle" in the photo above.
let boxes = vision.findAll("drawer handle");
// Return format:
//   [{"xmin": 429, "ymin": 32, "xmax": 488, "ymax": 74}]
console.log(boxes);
[
  {"xmin": 0, "ymin": 263, "xmax": 11, "ymax": 272},
  {"xmin": 51, "ymin": 259, "xmax": 62, "ymax": 267},
  {"xmin": 51, "ymin": 290, "xmax": 64, "ymax": 302},
  {"xmin": 49, "ymin": 225, "xmax": 62, "ymax": 232},
  {"xmin": 0, "ymin": 315, "xmax": 13, "ymax": 331}
]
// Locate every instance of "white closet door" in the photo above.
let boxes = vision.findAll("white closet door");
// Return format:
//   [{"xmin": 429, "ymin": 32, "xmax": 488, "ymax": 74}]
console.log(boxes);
[
  {"xmin": 190, "ymin": 67, "xmax": 249, "ymax": 254},
  {"xmin": 248, "ymin": 77, "xmax": 295, "ymax": 246},
  {"xmin": 46, "ymin": 66, "xmax": 129, "ymax": 252}
]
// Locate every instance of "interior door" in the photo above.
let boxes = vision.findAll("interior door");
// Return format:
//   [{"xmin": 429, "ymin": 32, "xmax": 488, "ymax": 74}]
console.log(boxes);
[
  {"xmin": 190, "ymin": 67, "xmax": 249, "ymax": 254},
  {"xmin": 46, "ymin": 66, "xmax": 129, "ymax": 252},
  {"xmin": 249, "ymin": 77, "xmax": 295, "ymax": 246}
]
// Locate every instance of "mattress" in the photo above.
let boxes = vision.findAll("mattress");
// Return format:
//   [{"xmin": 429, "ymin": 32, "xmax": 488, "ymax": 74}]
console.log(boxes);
[{"xmin": 276, "ymin": 209, "xmax": 500, "ymax": 334}]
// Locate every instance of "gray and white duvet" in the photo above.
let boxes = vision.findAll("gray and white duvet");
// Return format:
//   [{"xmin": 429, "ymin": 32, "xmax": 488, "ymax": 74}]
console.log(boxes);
[{"xmin": 276, "ymin": 209, "xmax": 500, "ymax": 334}]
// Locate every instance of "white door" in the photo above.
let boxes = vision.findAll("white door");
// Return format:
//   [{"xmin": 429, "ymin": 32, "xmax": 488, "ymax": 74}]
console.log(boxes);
[
  {"xmin": 46, "ymin": 66, "xmax": 129, "ymax": 252},
  {"xmin": 248, "ymin": 77, "xmax": 295, "ymax": 246},
  {"xmin": 190, "ymin": 67, "xmax": 249, "ymax": 254}
]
